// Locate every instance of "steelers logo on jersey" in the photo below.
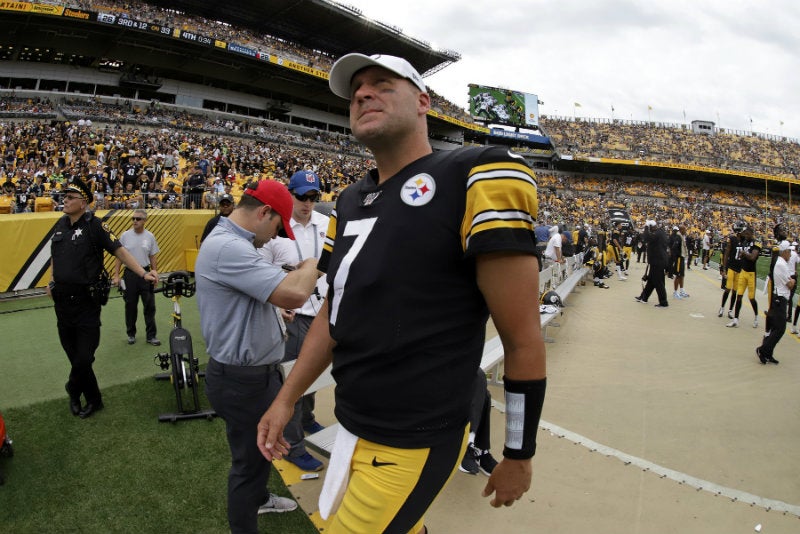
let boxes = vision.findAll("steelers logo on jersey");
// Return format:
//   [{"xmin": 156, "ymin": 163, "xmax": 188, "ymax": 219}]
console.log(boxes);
[{"xmin": 400, "ymin": 173, "xmax": 436, "ymax": 207}]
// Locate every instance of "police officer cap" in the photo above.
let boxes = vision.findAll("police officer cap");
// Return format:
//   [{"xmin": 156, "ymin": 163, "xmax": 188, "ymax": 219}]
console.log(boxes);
[
  {"xmin": 64, "ymin": 177, "xmax": 93, "ymax": 203},
  {"xmin": 219, "ymin": 193, "xmax": 234, "ymax": 204}
]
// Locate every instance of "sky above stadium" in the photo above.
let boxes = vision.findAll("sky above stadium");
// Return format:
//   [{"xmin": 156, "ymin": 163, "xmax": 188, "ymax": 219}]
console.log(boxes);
[{"xmin": 344, "ymin": 0, "xmax": 800, "ymax": 140}]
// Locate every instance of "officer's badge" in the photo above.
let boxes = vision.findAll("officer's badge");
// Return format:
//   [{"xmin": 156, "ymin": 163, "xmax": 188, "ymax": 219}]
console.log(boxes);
[{"xmin": 102, "ymin": 222, "xmax": 118, "ymax": 241}]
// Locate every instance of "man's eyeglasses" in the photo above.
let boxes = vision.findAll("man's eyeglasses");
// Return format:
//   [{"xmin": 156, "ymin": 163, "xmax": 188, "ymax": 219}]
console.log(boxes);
[
  {"xmin": 131, "ymin": 217, "xmax": 144, "ymax": 222},
  {"xmin": 293, "ymin": 193, "xmax": 320, "ymax": 202}
]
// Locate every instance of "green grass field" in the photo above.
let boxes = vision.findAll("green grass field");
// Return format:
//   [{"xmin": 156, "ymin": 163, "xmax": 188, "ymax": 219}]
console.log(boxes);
[{"xmin": 0, "ymin": 293, "xmax": 317, "ymax": 534}]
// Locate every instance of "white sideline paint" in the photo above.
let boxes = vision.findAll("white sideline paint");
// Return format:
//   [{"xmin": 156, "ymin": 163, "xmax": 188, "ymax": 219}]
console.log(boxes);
[{"xmin": 540, "ymin": 420, "xmax": 800, "ymax": 518}]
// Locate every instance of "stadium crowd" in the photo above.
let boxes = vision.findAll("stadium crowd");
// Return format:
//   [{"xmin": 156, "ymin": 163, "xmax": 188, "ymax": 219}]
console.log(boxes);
[
  {"xmin": 1, "ymin": 98, "xmax": 799, "ymax": 249},
  {"xmin": 541, "ymin": 117, "xmax": 799, "ymax": 179},
  {"xmin": 7, "ymin": 0, "xmax": 799, "ymax": 180},
  {"xmin": 0, "ymin": 1, "xmax": 798, "ymax": 243},
  {"xmin": 537, "ymin": 170, "xmax": 799, "ymax": 243},
  {"xmin": 58, "ymin": 0, "xmax": 476, "ymax": 124},
  {"xmin": 0, "ymin": 103, "xmax": 374, "ymax": 212}
]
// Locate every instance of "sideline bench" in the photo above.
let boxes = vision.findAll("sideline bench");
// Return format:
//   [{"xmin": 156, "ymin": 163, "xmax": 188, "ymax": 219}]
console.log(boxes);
[{"xmin": 540, "ymin": 254, "xmax": 588, "ymax": 342}]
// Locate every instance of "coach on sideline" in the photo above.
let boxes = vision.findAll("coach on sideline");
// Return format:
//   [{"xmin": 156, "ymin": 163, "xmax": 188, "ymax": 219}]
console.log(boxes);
[
  {"xmin": 756, "ymin": 240, "xmax": 794, "ymax": 364},
  {"xmin": 196, "ymin": 180, "xmax": 321, "ymax": 534},
  {"xmin": 257, "ymin": 53, "xmax": 546, "ymax": 534}
]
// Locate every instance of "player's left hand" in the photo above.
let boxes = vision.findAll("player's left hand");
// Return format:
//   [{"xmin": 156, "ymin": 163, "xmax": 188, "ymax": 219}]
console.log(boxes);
[{"xmin": 481, "ymin": 457, "xmax": 532, "ymax": 508}]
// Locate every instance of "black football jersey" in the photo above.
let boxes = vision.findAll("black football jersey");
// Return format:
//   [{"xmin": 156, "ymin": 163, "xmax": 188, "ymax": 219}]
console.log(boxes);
[
  {"xmin": 319, "ymin": 146, "xmax": 538, "ymax": 447},
  {"xmin": 738, "ymin": 239, "xmax": 761, "ymax": 272},
  {"xmin": 726, "ymin": 235, "xmax": 742, "ymax": 272}
]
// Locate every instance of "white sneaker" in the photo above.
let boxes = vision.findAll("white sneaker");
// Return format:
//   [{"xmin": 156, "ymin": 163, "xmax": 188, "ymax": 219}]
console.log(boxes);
[
  {"xmin": 753, "ymin": 317, "xmax": 759, "ymax": 328},
  {"xmin": 673, "ymin": 291, "xmax": 683, "ymax": 300},
  {"xmin": 718, "ymin": 307, "xmax": 724, "ymax": 318},
  {"xmin": 726, "ymin": 318, "xmax": 739, "ymax": 328},
  {"xmin": 258, "ymin": 494, "xmax": 298, "ymax": 514},
  {"xmin": 619, "ymin": 275, "xmax": 628, "ymax": 281},
  {"xmin": 727, "ymin": 310, "xmax": 734, "ymax": 319},
  {"xmin": 792, "ymin": 326, "xmax": 799, "ymax": 335},
  {"xmin": 679, "ymin": 290, "xmax": 689, "ymax": 298}
]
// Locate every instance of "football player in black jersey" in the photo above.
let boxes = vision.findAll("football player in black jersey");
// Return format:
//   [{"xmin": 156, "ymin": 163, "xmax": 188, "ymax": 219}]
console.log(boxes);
[
  {"xmin": 622, "ymin": 225, "xmax": 634, "ymax": 273},
  {"xmin": 610, "ymin": 223, "xmax": 627, "ymax": 281},
  {"xmin": 727, "ymin": 226, "xmax": 761, "ymax": 328},
  {"xmin": 258, "ymin": 54, "xmax": 546, "ymax": 534},
  {"xmin": 596, "ymin": 223, "xmax": 609, "ymax": 275},
  {"xmin": 718, "ymin": 224, "xmax": 743, "ymax": 319}
]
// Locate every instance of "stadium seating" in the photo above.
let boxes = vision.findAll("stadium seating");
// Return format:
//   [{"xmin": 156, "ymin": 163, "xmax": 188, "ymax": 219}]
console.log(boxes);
[
  {"xmin": 34, "ymin": 197, "xmax": 54, "ymax": 212},
  {"xmin": 0, "ymin": 196, "xmax": 12, "ymax": 214}
]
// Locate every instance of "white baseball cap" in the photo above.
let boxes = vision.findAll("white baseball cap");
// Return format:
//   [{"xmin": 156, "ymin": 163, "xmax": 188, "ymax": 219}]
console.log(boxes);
[
  {"xmin": 329, "ymin": 53, "xmax": 427, "ymax": 99},
  {"xmin": 778, "ymin": 240, "xmax": 791, "ymax": 252}
]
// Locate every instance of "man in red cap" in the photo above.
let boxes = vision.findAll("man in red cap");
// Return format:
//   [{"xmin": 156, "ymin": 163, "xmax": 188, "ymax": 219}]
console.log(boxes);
[
  {"xmin": 195, "ymin": 180, "xmax": 321, "ymax": 534},
  {"xmin": 48, "ymin": 177, "xmax": 158, "ymax": 419}
]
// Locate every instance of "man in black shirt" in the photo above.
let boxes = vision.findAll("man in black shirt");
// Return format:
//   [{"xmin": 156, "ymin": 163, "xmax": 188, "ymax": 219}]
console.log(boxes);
[
  {"xmin": 184, "ymin": 165, "xmax": 206, "ymax": 209},
  {"xmin": 120, "ymin": 153, "xmax": 141, "ymax": 191},
  {"xmin": 635, "ymin": 220, "xmax": 669, "ymax": 307},
  {"xmin": 200, "ymin": 193, "xmax": 235, "ymax": 243}
]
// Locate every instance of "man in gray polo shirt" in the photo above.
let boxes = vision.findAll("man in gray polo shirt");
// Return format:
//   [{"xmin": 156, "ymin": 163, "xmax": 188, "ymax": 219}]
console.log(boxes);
[{"xmin": 195, "ymin": 179, "xmax": 320, "ymax": 534}]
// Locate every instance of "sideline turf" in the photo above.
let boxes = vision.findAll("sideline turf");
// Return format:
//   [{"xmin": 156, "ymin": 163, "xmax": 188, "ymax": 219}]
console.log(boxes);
[
  {"xmin": 0, "ymin": 292, "xmax": 200, "ymax": 409},
  {"xmin": 0, "ymin": 294, "xmax": 317, "ymax": 533}
]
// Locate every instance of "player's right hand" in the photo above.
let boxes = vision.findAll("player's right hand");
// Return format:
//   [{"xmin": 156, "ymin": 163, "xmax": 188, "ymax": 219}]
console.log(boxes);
[{"xmin": 257, "ymin": 401, "xmax": 293, "ymax": 461}]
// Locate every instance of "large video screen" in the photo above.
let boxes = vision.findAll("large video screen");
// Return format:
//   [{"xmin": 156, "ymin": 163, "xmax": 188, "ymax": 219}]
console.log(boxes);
[{"xmin": 468, "ymin": 84, "xmax": 540, "ymax": 128}]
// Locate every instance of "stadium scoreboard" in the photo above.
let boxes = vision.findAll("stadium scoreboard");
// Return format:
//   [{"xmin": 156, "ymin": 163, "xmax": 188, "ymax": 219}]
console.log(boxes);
[{"xmin": 468, "ymin": 83, "xmax": 540, "ymax": 129}]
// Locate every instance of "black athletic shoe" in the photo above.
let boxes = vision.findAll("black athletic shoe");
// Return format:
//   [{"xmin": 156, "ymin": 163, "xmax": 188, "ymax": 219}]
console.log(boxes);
[
  {"xmin": 477, "ymin": 451, "xmax": 499, "ymax": 476},
  {"xmin": 458, "ymin": 444, "xmax": 479, "ymax": 475},
  {"xmin": 756, "ymin": 347, "xmax": 767, "ymax": 365}
]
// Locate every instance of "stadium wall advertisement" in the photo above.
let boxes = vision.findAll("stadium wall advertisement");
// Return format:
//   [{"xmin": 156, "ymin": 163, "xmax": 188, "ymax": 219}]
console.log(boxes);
[
  {"xmin": 269, "ymin": 56, "xmax": 329, "ymax": 80},
  {"xmin": 0, "ymin": 1, "xmax": 62, "ymax": 14},
  {"xmin": 0, "ymin": 210, "xmax": 212, "ymax": 294},
  {"xmin": 490, "ymin": 128, "xmax": 549, "ymax": 144},
  {"xmin": 428, "ymin": 110, "xmax": 489, "ymax": 133},
  {"xmin": 579, "ymin": 157, "xmax": 800, "ymax": 184}
]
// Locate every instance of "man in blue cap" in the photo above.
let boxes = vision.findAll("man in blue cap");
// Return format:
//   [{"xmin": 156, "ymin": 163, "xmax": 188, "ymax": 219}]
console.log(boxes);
[{"xmin": 260, "ymin": 170, "xmax": 329, "ymax": 472}]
